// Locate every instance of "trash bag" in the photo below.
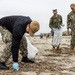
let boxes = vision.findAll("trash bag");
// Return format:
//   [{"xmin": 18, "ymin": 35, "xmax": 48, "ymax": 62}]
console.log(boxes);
[
  {"xmin": 52, "ymin": 28, "xmax": 62, "ymax": 46},
  {"xmin": 25, "ymin": 36, "xmax": 38, "ymax": 59}
]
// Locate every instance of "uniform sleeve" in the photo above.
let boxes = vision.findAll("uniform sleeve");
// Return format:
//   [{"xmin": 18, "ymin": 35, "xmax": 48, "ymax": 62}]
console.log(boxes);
[
  {"xmin": 49, "ymin": 17, "xmax": 53, "ymax": 28},
  {"xmin": 67, "ymin": 14, "xmax": 71, "ymax": 29},
  {"xmin": 60, "ymin": 15, "xmax": 62, "ymax": 25}
]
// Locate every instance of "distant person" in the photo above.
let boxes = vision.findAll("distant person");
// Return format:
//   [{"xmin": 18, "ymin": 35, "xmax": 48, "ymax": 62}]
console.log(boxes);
[
  {"xmin": 46, "ymin": 33, "xmax": 50, "ymax": 38},
  {"xmin": 49, "ymin": 9, "xmax": 63, "ymax": 50},
  {"xmin": 67, "ymin": 3, "xmax": 75, "ymax": 50},
  {"xmin": 0, "ymin": 16, "xmax": 40, "ymax": 70},
  {"xmin": 40, "ymin": 33, "xmax": 43, "ymax": 39}
]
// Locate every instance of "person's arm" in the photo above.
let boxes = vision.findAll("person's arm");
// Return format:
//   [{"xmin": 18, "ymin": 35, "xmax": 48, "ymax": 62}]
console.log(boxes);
[
  {"xmin": 11, "ymin": 31, "xmax": 22, "ymax": 62},
  {"xmin": 49, "ymin": 17, "xmax": 53, "ymax": 29},
  {"xmin": 11, "ymin": 16, "xmax": 32, "ymax": 62},
  {"xmin": 60, "ymin": 15, "xmax": 62, "ymax": 25},
  {"xmin": 11, "ymin": 34, "xmax": 20, "ymax": 70},
  {"xmin": 67, "ymin": 15, "xmax": 71, "ymax": 35},
  {"xmin": 58, "ymin": 15, "xmax": 63, "ymax": 29},
  {"xmin": 49, "ymin": 17, "xmax": 54, "ymax": 36}
]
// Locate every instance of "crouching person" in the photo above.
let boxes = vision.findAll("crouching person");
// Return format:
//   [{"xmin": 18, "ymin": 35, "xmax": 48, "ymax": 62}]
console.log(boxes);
[{"xmin": 0, "ymin": 16, "xmax": 40, "ymax": 70}]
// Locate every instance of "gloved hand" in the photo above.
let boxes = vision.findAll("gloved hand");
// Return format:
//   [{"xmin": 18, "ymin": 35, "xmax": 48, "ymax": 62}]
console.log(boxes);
[{"xmin": 12, "ymin": 62, "xmax": 19, "ymax": 71}]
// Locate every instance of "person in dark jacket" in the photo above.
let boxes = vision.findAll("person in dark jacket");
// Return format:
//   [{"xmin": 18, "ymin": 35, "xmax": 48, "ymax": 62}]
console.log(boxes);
[{"xmin": 0, "ymin": 16, "xmax": 40, "ymax": 70}]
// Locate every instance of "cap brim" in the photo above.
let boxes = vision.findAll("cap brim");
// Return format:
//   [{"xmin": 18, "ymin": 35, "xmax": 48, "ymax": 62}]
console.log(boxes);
[{"xmin": 29, "ymin": 30, "xmax": 34, "ymax": 37}]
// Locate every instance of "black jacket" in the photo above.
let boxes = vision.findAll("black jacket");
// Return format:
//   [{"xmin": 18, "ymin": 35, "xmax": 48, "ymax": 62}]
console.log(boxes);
[{"xmin": 0, "ymin": 16, "xmax": 32, "ymax": 62}]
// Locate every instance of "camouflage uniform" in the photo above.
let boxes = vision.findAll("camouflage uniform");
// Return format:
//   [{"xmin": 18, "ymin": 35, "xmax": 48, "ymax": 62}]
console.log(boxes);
[
  {"xmin": 49, "ymin": 14, "xmax": 62, "ymax": 36},
  {"xmin": 67, "ymin": 11, "xmax": 75, "ymax": 48},
  {"xmin": 49, "ymin": 14, "xmax": 62, "ymax": 49},
  {"xmin": 49, "ymin": 14, "xmax": 62, "ymax": 29},
  {"xmin": 0, "ymin": 28, "xmax": 27, "ymax": 62}
]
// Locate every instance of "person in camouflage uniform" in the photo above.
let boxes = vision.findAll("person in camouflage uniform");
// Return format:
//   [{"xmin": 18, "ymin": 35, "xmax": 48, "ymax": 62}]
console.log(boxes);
[
  {"xmin": 0, "ymin": 16, "xmax": 40, "ymax": 70},
  {"xmin": 49, "ymin": 9, "xmax": 62, "ymax": 50},
  {"xmin": 67, "ymin": 3, "xmax": 75, "ymax": 50}
]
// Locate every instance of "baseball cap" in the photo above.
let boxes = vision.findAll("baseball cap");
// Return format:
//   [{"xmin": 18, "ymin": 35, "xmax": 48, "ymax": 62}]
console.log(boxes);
[
  {"xmin": 53, "ymin": 9, "xmax": 57, "ymax": 13},
  {"xmin": 29, "ymin": 21, "xmax": 40, "ymax": 37}
]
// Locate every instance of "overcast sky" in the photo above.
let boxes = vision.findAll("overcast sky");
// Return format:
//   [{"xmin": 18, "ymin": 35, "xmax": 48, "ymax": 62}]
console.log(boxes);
[{"xmin": 0, "ymin": 0, "xmax": 75, "ymax": 34}]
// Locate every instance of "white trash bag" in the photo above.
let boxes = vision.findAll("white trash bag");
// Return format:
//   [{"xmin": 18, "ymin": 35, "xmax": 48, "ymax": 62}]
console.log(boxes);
[
  {"xmin": 25, "ymin": 36, "xmax": 38, "ymax": 59},
  {"xmin": 52, "ymin": 28, "xmax": 62, "ymax": 46}
]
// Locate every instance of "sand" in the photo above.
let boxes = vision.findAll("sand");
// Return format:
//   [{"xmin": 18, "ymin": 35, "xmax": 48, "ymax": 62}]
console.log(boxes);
[{"xmin": 0, "ymin": 36, "xmax": 75, "ymax": 75}]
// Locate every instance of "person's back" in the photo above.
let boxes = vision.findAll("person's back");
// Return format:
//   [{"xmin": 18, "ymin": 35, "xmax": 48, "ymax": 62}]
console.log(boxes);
[
  {"xmin": 0, "ymin": 16, "xmax": 29, "ymax": 33},
  {"xmin": 0, "ymin": 16, "xmax": 19, "ymax": 32}
]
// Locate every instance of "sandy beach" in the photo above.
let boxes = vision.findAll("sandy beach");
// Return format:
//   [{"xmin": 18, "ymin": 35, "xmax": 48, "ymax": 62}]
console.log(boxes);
[{"xmin": 0, "ymin": 36, "xmax": 75, "ymax": 75}]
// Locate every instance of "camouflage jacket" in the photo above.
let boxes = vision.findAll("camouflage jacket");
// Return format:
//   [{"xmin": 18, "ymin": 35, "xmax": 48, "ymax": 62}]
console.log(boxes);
[
  {"xmin": 67, "ymin": 11, "xmax": 75, "ymax": 30},
  {"xmin": 49, "ymin": 14, "xmax": 62, "ymax": 28}
]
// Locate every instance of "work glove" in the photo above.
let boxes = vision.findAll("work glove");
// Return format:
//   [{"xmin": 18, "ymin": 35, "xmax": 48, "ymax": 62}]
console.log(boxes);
[{"xmin": 12, "ymin": 62, "xmax": 19, "ymax": 71}]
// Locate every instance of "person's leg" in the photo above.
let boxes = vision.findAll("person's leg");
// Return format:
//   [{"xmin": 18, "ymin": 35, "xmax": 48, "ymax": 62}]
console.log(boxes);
[
  {"xmin": 52, "ymin": 29, "xmax": 62, "ymax": 53},
  {"xmin": 0, "ymin": 43, "xmax": 12, "ymax": 69},
  {"xmin": 20, "ymin": 35, "xmax": 34, "ymax": 63},
  {"xmin": 0, "ymin": 43, "xmax": 12, "ymax": 63},
  {"xmin": 52, "ymin": 45, "xmax": 55, "ymax": 49},
  {"xmin": 0, "ymin": 29, "xmax": 12, "ymax": 69},
  {"xmin": 56, "ymin": 29, "xmax": 62, "ymax": 50},
  {"xmin": 57, "ymin": 46, "xmax": 60, "ymax": 50},
  {"xmin": 20, "ymin": 36, "xmax": 28, "ymax": 57},
  {"xmin": 70, "ymin": 31, "xmax": 75, "ymax": 50},
  {"xmin": 56, "ymin": 44, "xmax": 61, "ymax": 50}
]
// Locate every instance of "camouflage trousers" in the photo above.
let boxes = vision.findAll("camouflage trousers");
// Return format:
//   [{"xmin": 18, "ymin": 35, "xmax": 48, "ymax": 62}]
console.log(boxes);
[
  {"xmin": 0, "ymin": 29, "xmax": 27, "ymax": 62},
  {"xmin": 71, "ymin": 30, "xmax": 75, "ymax": 48}
]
